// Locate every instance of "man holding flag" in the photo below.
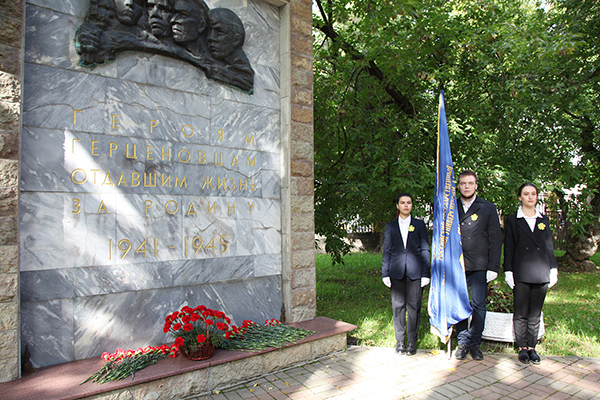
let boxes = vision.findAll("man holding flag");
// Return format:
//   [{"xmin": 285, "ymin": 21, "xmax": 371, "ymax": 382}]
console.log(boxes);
[
  {"xmin": 428, "ymin": 91, "xmax": 473, "ymax": 350},
  {"xmin": 453, "ymin": 170, "xmax": 502, "ymax": 361}
]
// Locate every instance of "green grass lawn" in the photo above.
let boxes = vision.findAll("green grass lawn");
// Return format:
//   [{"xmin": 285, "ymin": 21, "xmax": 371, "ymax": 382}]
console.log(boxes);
[{"xmin": 316, "ymin": 252, "xmax": 600, "ymax": 357}]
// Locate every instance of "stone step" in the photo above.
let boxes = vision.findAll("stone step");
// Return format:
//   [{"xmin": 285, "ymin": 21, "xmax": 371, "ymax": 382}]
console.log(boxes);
[{"xmin": 0, "ymin": 317, "xmax": 356, "ymax": 400}]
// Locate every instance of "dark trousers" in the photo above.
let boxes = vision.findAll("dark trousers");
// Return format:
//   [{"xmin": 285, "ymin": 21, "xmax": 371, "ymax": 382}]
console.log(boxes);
[
  {"xmin": 513, "ymin": 281, "xmax": 548, "ymax": 348},
  {"xmin": 456, "ymin": 270, "xmax": 487, "ymax": 346},
  {"xmin": 391, "ymin": 277, "xmax": 422, "ymax": 345}
]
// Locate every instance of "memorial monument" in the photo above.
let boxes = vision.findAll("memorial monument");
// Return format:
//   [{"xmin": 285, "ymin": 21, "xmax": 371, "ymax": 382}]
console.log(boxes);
[{"xmin": 0, "ymin": 0, "xmax": 314, "ymax": 379}]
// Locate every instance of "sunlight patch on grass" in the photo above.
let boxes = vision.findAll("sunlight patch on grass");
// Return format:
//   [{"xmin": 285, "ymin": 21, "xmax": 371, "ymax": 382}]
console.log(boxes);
[
  {"xmin": 539, "ymin": 322, "xmax": 600, "ymax": 357},
  {"xmin": 352, "ymin": 316, "xmax": 395, "ymax": 347}
]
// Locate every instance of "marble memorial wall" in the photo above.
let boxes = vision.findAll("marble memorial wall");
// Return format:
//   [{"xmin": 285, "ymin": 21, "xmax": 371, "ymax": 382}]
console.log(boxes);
[{"xmin": 20, "ymin": 0, "xmax": 284, "ymax": 368}]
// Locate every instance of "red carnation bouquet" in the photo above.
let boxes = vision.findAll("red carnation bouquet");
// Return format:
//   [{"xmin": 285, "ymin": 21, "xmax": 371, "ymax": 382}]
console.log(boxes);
[
  {"xmin": 164, "ymin": 305, "xmax": 235, "ymax": 354},
  {"xmin": 84, "ymin": 310, "xmax": 315, "ymax": 385},
  {"xmin": 81, "ymin": 344, "xmax": 177, "ymax": 385}
]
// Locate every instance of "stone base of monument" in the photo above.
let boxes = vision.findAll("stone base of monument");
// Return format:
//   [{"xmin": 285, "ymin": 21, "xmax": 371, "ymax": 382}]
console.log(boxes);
[{"xmin": 0, "ymin": 317, "xmax": 356, "ymax": 400}]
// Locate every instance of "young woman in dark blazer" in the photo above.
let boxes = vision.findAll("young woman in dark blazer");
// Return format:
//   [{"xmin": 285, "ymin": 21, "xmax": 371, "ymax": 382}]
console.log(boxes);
[
  {"xmin": 503, "ymin": 183, "xmax": 558, "ymax": 364},
  {"xmin": 382, "ymin": 193, "xmax": 431, "ymax": 356}
]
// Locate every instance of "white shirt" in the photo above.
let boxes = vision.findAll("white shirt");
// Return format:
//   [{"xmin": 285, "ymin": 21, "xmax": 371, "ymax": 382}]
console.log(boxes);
[
  {"xmin": 398, "ymin": 216, "xmax": 411, "ymax": 248},
  {"xmin": 461, "ymin": 196, "xmax": 476, "ymax": 213},
  {"xmin": 517, "ymin": 207, "xmax": 542, "ymax": 232}
]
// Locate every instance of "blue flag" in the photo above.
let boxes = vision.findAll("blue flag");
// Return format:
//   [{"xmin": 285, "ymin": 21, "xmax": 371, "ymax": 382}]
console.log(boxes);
[{"xmin": 428, "ymin": 90, "xmax": 472, "ymax": 343}]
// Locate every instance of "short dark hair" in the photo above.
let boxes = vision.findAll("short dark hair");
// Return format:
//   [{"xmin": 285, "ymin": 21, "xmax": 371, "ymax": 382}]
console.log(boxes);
[
  {"xmin": 458, "ymin": 170, "xmax": 477, "ymax": 183},
  {"xmin": 517, "ymin": 182, "xmax": 539, "ymax": 197},
  {"xmin": 395, "ymin": 193, "xmax": 413, "ymax": 203}
]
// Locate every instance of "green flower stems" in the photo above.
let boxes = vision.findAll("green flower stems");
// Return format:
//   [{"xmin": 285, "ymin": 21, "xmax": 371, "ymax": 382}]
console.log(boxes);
[{"xmin": 222, "ymin": 323, "xmax": 314, "ymax": 350}]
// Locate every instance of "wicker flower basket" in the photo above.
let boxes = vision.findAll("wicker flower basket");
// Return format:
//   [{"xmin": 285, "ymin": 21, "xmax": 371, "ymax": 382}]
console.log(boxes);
[{"xmin": 180, "ymin": 343, "xmax": 215, "ymax": 361}]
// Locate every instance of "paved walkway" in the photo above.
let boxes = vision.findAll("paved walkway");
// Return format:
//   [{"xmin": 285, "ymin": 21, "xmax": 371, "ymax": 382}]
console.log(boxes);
[{"xmin": 199, "ymin": 346, "xmax": 600, "ymax": 400}]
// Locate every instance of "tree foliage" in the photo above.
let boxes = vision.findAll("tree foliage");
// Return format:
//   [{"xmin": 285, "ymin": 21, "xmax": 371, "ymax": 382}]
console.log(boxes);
[{"xmin": 314, "ymin": 0, "xmax": 600, "ymax": 267}]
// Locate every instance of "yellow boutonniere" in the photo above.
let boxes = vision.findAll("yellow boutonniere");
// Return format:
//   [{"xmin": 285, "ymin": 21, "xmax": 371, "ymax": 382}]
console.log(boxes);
[
  {"xmin": 471, "ymin": 214, "xmax": 478, "ymax": 221},
  {"xmin": 408, "ymin": 225, "xmax": 415, "ymax": 232},
  {"xmin": 537, "ymin": 223, "xmax": 546, "ymax": 231}
]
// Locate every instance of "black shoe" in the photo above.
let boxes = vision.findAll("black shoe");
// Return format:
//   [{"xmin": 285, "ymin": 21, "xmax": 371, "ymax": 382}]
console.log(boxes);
[
  {"xmin": 406, "ymin": 342, "xmax": 417, "ymax": 356},
  {"xmin": 395, "ymin": 343, "xmax": 407, "ymax": 355},
  {"xmin": 470, "ymin": 344, "xmax": 484, "ymax": 361},
  {"xmin": 528, "ymin": 349, "xmax": 541, "ymax": 365},
  {"xmin": 518, "ymin": 349, "xmax": 530, "ymax": 364},
  {"xmin": 454, "ymin": 343, "xmax": 469, "ymax": 360}
]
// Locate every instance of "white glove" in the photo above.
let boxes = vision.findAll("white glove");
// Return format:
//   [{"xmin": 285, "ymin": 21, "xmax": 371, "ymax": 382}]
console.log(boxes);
[
  {"xmin": 549, "ymin": 268, "xmax": 558, "ymax": 288},
  {"xmin": 382, "ymin": 277, "xmax": 391, "ymax": 288},
  {"xmin": 486, "ymin": 270, "xmax": 498, "ymax": 283},
  {"xmin": 421, "ymin": 277, "xmax": 430, "ymax": 287},
  {"xmin": 505, "ymin": 271, "xmax": 514, "ymax": 289}
]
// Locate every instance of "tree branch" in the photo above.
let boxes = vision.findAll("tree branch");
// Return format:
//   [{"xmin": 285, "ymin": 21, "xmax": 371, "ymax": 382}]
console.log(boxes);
[{"xmin": 313, "ymin": 0, "xmax": 416, "ymax": 117}]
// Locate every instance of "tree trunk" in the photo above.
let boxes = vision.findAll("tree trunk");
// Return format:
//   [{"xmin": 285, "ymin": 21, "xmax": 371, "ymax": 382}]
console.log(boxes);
[
  {"xmin": 557, "ymin": 188, "xmax": 600, "ymax": 272},
  {"xmin": 374, "ymin": 231, "xmax": 385, "ymax": 253}
]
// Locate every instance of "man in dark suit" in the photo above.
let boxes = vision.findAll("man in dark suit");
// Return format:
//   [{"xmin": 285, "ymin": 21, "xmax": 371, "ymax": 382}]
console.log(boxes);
[
  {"xmin": 454, "ymin": 171, "xmax": 502, "ymax": 361},
  {"xmin": 382, "ymin": 193, "xmax": 431, "ymax": 356}
]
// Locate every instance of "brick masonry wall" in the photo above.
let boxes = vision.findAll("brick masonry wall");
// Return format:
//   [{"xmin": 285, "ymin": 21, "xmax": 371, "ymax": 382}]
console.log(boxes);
[
  {"xmin": 285, "ymin": 0, "xmax": 316, "ymax": 323},
  {"xmin": 0, "ymin": 0, "xmax": 23, "ymax": 383}
]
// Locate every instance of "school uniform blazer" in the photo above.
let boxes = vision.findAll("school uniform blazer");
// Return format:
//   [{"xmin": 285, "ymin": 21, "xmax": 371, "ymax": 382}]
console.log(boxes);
[
  {"xmin": 382, "ymin": 217, "xmax": 431, "ymax": 281},
  {"xmin": 457, "ymin": 196, "xmax": 503, "ymax": 273},
  {"xmin": 503, "ymin": 213, "xmax": 558, "ymax": 284}
]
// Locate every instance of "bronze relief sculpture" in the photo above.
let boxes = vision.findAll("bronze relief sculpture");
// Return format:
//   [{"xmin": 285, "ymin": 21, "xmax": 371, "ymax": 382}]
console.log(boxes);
[{"xmin": 75, "ymin": 0, "xmax": 254, "ymax": 93}]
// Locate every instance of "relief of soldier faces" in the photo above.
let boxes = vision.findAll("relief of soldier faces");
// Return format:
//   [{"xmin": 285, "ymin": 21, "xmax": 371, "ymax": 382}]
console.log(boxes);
[{"xmin": 75, "ymin": 0, "xmax": 254, "ymax": 93}]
